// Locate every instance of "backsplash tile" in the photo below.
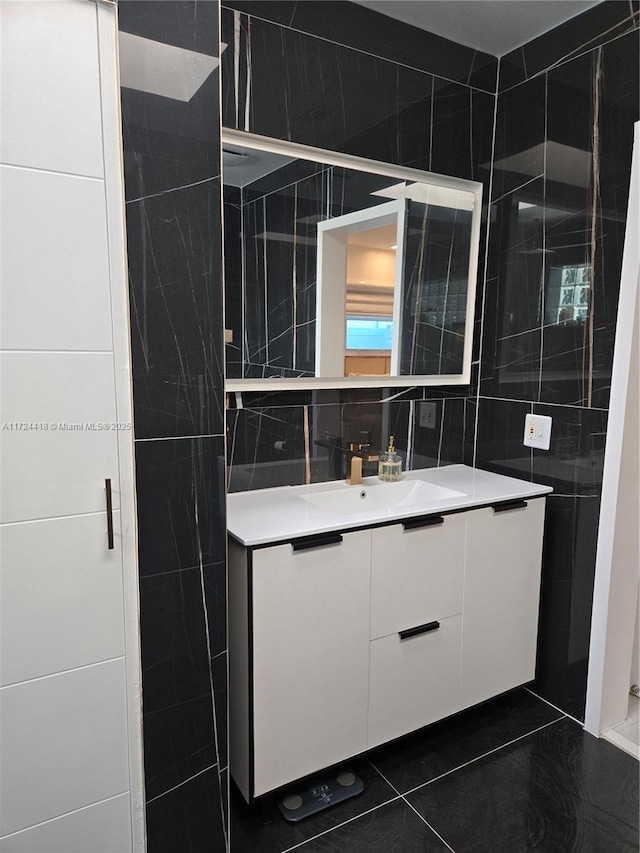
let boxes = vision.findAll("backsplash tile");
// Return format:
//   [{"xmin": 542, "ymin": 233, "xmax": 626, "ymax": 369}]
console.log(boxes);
[{"xmin": 473, "ymin": 397, "xmax": 533, "ymax": 481}]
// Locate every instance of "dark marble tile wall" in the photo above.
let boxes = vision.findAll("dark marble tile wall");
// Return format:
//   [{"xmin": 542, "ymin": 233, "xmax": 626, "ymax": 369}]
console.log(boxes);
[
  {"xmin": 221, "ymin": 3, "xmax": 495, "ymax": 178},
  {"xmin": 119, "ymin": 2, "xmax": 227, "ymax": 851},
  {"xmin": 481, "ymin": 24, "xmax": 639, "ymax": 409},
  {"xmin": 499, "ymin": 0, "xmax": 639, "ymax": 91},
  {"xmin": 225, "ymin": 0, "xmax": 498, "ymax": 92},
  {"xmin": 473, "ymin": 7, "xmax": 639, "ymax": 719}
]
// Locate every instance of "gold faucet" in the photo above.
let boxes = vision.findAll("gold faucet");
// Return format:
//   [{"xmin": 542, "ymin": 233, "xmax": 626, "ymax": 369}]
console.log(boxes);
[{"xmin": 346, "ymin": 442, "xmax": 379, "ymax": 485}]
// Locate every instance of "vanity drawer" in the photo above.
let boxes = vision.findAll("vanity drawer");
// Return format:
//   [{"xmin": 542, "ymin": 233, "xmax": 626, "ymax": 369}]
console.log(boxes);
[
  {"xmin": 370, "ymin": 512, "xmax": 466, "ymax": 640},
  {"xmin": 368, "ymin": 613, "xmax": 462, "ymax": 749}
]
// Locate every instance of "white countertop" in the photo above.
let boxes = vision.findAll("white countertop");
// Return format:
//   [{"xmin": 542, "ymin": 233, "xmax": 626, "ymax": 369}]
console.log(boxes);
[{"xmin": 226, "ymin": 464, "xmax": 552, "ymax": 546}]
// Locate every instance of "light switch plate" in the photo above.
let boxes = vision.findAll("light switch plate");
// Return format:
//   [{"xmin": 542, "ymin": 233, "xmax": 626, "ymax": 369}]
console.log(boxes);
[
  {"xmin": 523, "ymin": 414, "xmax": 552, "ymax": 450},
  {"xmin": 419, "ymin": 401, "xmax": 437, "ymax": 429}
]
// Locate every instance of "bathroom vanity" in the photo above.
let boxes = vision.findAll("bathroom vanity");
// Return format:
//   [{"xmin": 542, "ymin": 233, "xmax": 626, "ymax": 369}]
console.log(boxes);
[{"xmin": 227, "ymin": 465, "xmax": 552, "ymax": 803}]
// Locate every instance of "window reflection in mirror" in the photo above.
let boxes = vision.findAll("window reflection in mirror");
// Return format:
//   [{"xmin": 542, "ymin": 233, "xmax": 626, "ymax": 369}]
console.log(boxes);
[
  {"xmin": 222, "ymin": 130, "xmax": 482, "ymax": 390},
  {"xmin": 344, "ymin": 224, "xmax": 396, "ymax": 377}
]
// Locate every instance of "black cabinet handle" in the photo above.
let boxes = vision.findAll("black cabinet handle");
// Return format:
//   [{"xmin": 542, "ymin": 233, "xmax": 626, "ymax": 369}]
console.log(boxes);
[
  {"xmin": 292, "ymin": 532, "xmax": 343, "ymax": 552},
  {"xmin": 402, "ymin": 515, "xmax": 444, "ymax": 531},
  {"xmin": 492, "ymin": 500, "xmax": 528, "ymax": 513},
  {"xmin": 105, "ymin": 478, "xmax": 114, "ymax": 550},
  {"xmin": 399, "ymin": 620, "xmax": 440, "ymax": 640}
]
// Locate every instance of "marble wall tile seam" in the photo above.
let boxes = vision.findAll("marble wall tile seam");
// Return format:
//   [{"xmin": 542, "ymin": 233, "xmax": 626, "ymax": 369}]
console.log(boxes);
[
  {"xmin": 491, "ymin": 173, "xmax": 545, "ymax": 207},
  {"xmin": 544, "ymin": 489, "xmax": 603, "ymax": 499},
  {"xmin": 124, "ymin": 175, "xmax": 221, "ymax": 207},
  {"xmin": 135, "ymin": 561, "xmax": 225, "ymax": 582},
  {"xmin": 221, "ymin": 4, "xmax": 499, "ymax": 96},
  {"xmin": 222, "ymin": 0, "xmax": 498, "ymax": 91},
  {"xmin": 498, "ymin": 18, "xmax": 640, "ymax": 96},
  {"xmin": 145, "ymin": 762, "xmax": 220, "ymax": 806},
  {"xmin": 198, "ymin": 561, "xmax": 225, "ymax": 772},
  {"xmin": 499, "ymin": 5, "xmax": 640, "ymax": 91},
  {"xmin": 227, "ymin": 390, "xmax": 469, "ymax": 410},
  {"xmin": 469, "ymin": 52, "xmax": 500, "ymax": 469},
  {"xmin": 477, "ymin": 394, "xmax": 609, "ymax": 412},
  {"xmin": 134, "ymin": 432, "xmax": 226, "ymax": 443}
]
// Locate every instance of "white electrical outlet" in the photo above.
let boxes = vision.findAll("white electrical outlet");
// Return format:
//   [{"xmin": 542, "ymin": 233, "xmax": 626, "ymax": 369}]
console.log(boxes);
[
  {"xmin": 419, "ymin": 401, "xmax": 437, "ymax": 429},
  {"xmin": 523, "ymin": 414, "xmax": 552, "ymax": 450}
]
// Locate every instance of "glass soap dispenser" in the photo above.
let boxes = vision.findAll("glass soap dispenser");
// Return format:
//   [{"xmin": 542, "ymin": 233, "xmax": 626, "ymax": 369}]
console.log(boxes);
[{"xmin": 378, "ymin": 435, "xmax": 402, "ymax": 482}]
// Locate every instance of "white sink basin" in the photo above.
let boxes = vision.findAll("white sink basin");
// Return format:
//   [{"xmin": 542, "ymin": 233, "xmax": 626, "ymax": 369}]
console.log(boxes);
[{"xmin": 299, "ymin": 478, "xmax": 466, "ymax": 515}]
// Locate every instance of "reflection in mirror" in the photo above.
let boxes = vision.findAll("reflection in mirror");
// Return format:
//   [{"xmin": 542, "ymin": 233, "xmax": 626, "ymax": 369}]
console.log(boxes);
[
  {"xmin": 223, "ymin": 130, "xmax": 482, "ymax": 389},
  {"xmin": 496, "ymin": 189, "xmax": 600, "ymax": 400}
]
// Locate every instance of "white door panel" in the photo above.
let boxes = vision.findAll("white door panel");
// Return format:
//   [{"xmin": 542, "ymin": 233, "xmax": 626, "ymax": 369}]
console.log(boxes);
[
  {"xmin": 0, "ymin": 512, "xmax": 125, "ymax": 687},
  {"xmin": 0, "ymin": 353, "xmax": 120, "ymax": 523},
  {"xmin": 0, "ymin": 659, "xmax": 129, "ymax": 836},
  {"xmin": 0, "ymin": 166, "xmax": 113, "ymax": 352},
  {"xmin": 0, "ymin": 794, "xmax": 132, "ymax": 853},
  {"xmin": 0, "ymin": 0, "xmax": 104, "ymax": 177}
]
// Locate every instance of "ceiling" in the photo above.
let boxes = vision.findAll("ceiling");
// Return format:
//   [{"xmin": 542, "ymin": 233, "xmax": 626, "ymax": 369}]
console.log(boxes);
[{"xmin": 352, "ymin": 0, "xmax": 603, "ymax": 57}]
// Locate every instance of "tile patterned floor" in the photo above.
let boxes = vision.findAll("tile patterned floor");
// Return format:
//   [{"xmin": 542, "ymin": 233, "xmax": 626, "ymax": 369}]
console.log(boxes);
[{"xmin": 230, "ymin": 688, "xmax": 640, "ymax": 852}]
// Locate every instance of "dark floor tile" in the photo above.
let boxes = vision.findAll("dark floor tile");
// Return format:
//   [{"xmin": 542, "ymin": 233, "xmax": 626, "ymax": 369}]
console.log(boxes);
[
  {"xmin": 292, "ymin": 798, "xmax": 451, "ymax": 853},
  {"xmin": 407, "ymin": 717, "xmax": 640, "ymax": 853},
  {"xmin": 229, "ymin": 760, "xmax": 397, "ymax": 853},
  {"xmin": 146, "ymin": 767, "xmax": 226, "ymax": 853},
  {"xmin": 369, "ymin": 688, "xmax": 563, "ymax": 794}
]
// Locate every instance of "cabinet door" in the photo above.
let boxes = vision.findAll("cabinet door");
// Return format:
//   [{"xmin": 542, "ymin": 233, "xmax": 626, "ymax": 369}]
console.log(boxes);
[
  {"xmin": 461, "ymin": 499, "xmax": 546, "ymax": 708},
  {"xmin": 251, "ymin": 531, "xmax": 371, "ymax": 796},
  {"xmin": 368, "ymin": 614, "xmax": 462, "ymax": 748},
  {"xmin": 370, "ymin": 513, "xmax": 466, "ymax": 640}
]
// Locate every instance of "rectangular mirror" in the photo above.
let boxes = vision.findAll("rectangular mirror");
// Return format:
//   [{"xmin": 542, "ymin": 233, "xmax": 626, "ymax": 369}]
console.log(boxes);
[{"xmin": 223, "ymin": 129, "xmax": 483, "ymax": 390}]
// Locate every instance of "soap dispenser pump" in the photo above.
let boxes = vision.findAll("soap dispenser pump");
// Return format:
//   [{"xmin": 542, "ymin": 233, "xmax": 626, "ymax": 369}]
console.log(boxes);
[{"xmin": 378, "ymin": 435, "xmax": 402, "ymax": 482}]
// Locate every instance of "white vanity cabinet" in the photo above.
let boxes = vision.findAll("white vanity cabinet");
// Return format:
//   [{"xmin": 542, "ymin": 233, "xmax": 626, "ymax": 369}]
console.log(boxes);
[
  {"xmin": 228, "ymin": 467, "xmax": 551, "ymax": 804},
  {"xmin": 229, "ymin": 530, "xmax": 371, "ymax": 799},
  {"xmin": 461, "ymin": 498, "xmax": 547, "ymax": 707}
]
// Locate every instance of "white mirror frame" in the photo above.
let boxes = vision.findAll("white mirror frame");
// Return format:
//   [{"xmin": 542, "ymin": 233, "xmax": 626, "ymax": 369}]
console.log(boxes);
[{"xmin": 223, "ymin": 128, "xmax": 483, "ymax": 392}]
